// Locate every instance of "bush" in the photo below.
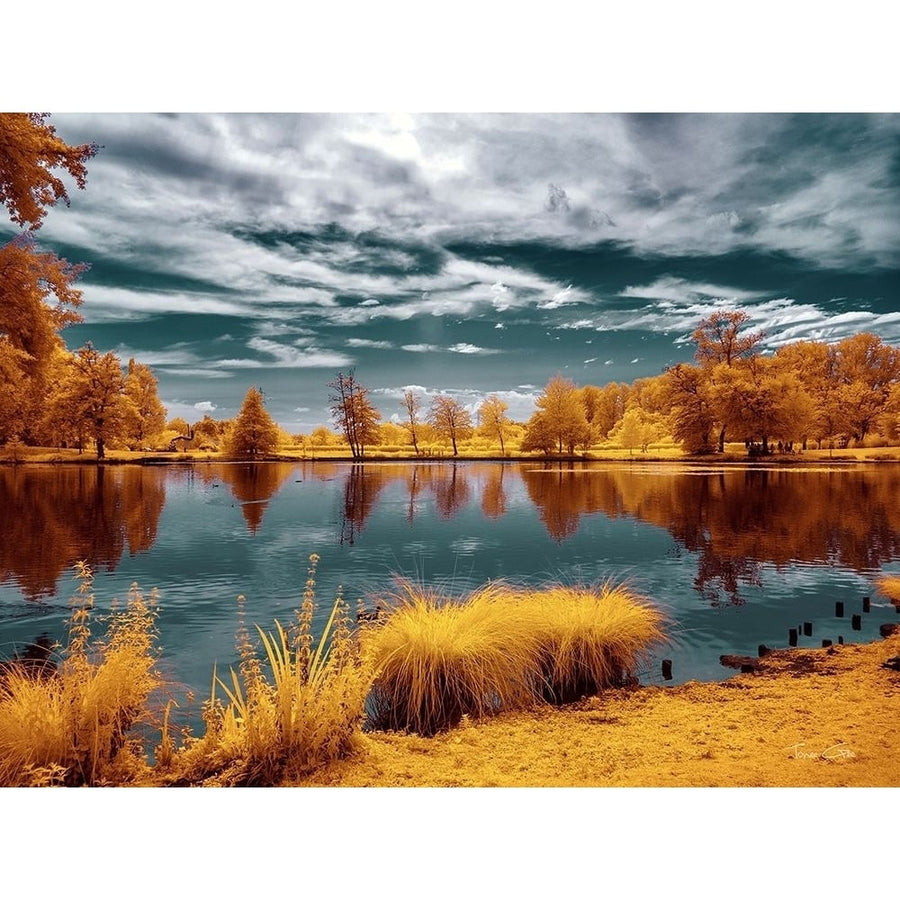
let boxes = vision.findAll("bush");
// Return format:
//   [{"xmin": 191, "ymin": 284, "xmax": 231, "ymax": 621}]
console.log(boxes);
[
  {"xmin": 516, "ymin": 584, "xmax": 665, "ymax": 704},
  {"xmin": 362, "ymin": 579, "xmax": 665, "ymax": 736},
  {"xmin": 877, "ymin": 574, "xmax": 900, "ymax": 606},
  {"xmin": 363, "ymin": 581, "xmax": 550, "ymax": 736},
  {"xmin": 162, "ymin": 555, "xmax": 374, "ymax": 785},
  {"xmin": 0, "ymin": 563, "xmax": 161, "ymax": 786}
]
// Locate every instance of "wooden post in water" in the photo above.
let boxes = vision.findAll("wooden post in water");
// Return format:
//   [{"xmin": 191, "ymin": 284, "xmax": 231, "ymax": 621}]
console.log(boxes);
[
  {"xmin": 852, "ymin": 614, "xmax": 862, "ymax": 631},
  {"xmin": 661, "ymin": 659, "xmax": 673, "ymax": 680},
  {"xmin": 863, "ymin": 596, "xmax": 871, "ymax": 613},
  {"xmin": 838, "ymin": 636, "xmax": 844, "ymax": 644},
  {"xmin": 789, "ymin": 628, "xmax": 798, "ymax": 647},
  {"xmin": 822, "ymin": 639, "xmax": 832, "ymax": 647},
  {"xmin": 803, "ymin": 622, "xmax": 813, "ymax": 636},
  {"xmin": 835, "ymin": 601, "xmax": 844, "ymax": 617}
]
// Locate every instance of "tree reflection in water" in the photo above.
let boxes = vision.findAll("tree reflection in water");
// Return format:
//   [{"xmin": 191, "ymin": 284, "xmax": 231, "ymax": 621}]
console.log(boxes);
[
  {"xmin": 0, "ymin": 465, "xmax": 166, "ymax": 600},
  {"xmin": 4, "ymin": 461, "xmax": 900, "ymax": 610},
  {"xmin": 521, "ymin": 464, "xmax": 900, "ymax": 606},
  {"xmin": 200, "ymin": 462, "xmax": 297, "ymax": 534}
]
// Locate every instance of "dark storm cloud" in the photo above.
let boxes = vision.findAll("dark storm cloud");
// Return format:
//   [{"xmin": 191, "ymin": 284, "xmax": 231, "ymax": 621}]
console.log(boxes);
[{"xmin": 25, "ymin": 113, "xmax": 899, "ymax": 430}]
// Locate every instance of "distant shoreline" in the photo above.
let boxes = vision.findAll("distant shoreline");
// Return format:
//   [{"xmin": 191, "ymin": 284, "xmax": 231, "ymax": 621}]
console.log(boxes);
[{"xmin": 3, "ymin": 448, "xmax": 899, "ymax": 467}]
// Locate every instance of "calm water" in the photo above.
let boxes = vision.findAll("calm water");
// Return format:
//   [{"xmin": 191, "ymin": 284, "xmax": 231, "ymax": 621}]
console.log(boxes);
[{"xmin": 2, "ymin": 460, "xmax": 899, "ymax": 728}]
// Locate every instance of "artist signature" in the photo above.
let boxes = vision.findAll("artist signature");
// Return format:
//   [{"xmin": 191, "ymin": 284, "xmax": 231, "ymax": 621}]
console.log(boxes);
[{"xmin": 785, "ymin": 741, "xmax": 857, "ymax": 760}]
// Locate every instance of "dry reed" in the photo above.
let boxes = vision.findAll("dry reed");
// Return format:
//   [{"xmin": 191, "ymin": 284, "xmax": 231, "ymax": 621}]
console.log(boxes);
[
  {"xmin": 0, "ymin": 562, "xmax": 161, "ymax": 786},
  {"xmin": 876, "ymin": 574, "xmax": 900, "ymax": 606},
  {"xmin": 362, "ymin": 579, "xmax": 665, "ymax": 735},
  {"xmin": 512, "ymin": 583, "xmax": 666, "ymax": 703},
  {"xmin": 163, "ymin": 554, "xmax": 373, "ymax": 785}
]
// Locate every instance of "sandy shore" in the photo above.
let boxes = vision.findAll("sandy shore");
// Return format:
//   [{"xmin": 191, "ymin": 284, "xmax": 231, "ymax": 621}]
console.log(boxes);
[{"xmin": 297, "ymin": 631, "xmax": 900, "ymax": 787}]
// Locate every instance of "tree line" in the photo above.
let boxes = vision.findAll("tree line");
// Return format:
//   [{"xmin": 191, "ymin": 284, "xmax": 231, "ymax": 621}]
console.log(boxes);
[
  {"xmin": 322, "ymin": 314, "xmax": 900, "ymax": 460},
  {"xmin": 2, "ymin": 115, "xmax": 899, "ymax": 460}
]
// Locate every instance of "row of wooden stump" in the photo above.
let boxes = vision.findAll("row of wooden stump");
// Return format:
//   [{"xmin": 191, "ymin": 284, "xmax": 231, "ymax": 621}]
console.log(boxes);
[{"xmin": 660, "ymin": 593, "xmax": 900, "ymax": 681}]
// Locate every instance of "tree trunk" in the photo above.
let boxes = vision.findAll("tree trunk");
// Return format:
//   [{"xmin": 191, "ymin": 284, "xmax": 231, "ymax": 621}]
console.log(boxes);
[
  {"xmin": 451, "ymin": 433, "xmax": 458, "ymax": 456},
  {"xmin": 718, "ymin": 426, "xmax": 726, "ymax": 453},
  {"xmin": 499, "ymin": 433, "xmax": 504, "ymax": 455}
]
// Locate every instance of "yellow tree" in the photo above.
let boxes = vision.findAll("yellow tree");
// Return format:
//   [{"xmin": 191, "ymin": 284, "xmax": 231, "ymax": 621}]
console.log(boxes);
[
  {"xmin": 1, "ymin": 114, "xmax": 96, "ymax": 444},
  {"xmin": 773, "ymin": 339, "xmax": 842, "ymax": 447},
  {"xmin": 477, "ymin": 394, "xmax": 511, "ymax": 454},
  {"xmin": 328, "ymin": 371, "xmax": 381, "ymax": 460},
  {"xmin": 123, "ymin": 359, "xmax": 167, "ymax": 450},
  {"xmin": 428, "ymin": 395, "xmax": 473, "ymax": 456},
  {"xmin": 833, "ymin": 332, "xmax": 900, "ymax": 442},
  {"xmin": 51, "ymin": 345, "xmax": 129, "ymax": 458},
  {"xmin": 692, "ymin": 311, "xmax": 766, "ymax": 451},
  {"xmin": 524, "ymin": 374, "xmax": 591, "ymax": 454},
  {"xmin": 401, "ymin": 389, "xmax": 424, "ymax": 456},
  {"xmin": 662, "ymin": 363, "xmax": 716, "ymax": 454},
  {"xmin": 0, "ymin": 235, "xmax": 88, "ymax": 441},
  {"xmin": 0, "ymin": 113, "xmax": 97, "ymax": 230},
  {"xmin": 226, "ymin": 387, "xmax": 280, "ymax": 458}
]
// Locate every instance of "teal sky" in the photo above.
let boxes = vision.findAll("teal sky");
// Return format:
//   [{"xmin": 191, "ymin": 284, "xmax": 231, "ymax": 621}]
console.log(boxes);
[{"xmin": 10, "ymin": 113, "xmax": 899, "ymax": 431}]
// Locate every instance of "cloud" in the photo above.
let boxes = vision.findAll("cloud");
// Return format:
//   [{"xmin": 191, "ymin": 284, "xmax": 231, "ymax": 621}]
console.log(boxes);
[
  {"xmin": 345, "ymin": 338, "xmax": 394, "ymax": 349},
  {"xmin": 215, "ymin": 337, "xmax": 354, "ymax": 369},
  {"xmin": 448, "ymin": 343, "xmax": 501, "ymax": 355},
  {"xmin": 193, "ymin": 401, "xmax": 217, "ymax": 412},
  {"xmin": 401, "ymin": 343, "xmax": 440, "ymax": 353}
]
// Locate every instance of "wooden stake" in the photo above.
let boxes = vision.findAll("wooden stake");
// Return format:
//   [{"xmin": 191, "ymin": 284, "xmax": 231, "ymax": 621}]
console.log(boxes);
[
  {"xmin": 852, "ymin": 614, "xmax": 861, "ymax": 631},
  {"xmin": 835, "ymin": 601, "xmax": 844, "ymax": 617},
  {"xmin": 661, "ymin": 659, "xmax": 673, "ymax": 680},
  {"xmin": 803, "ymin": 621, "xmax": 813, "ymax": 636},
  {"xmin": 789, "ymin": 628, "xmax": 798, "ymax": 646}
]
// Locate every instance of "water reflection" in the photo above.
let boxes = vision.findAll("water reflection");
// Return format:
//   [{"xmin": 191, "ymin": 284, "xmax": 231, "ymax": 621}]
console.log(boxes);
[
  {"xmin": 195, "ymin": 462, "xmax": 298, "ymax": 533},
  {"xmin": 521, "ymin": 464, "xmax": 900, "ymax": 604},
  {"xmin": 0, "ymin": 465, "xmax": 166, "ymax": 600},
  {"xmin": 3, "ymin": 461, "xmax": 900, "ymax": 610}
]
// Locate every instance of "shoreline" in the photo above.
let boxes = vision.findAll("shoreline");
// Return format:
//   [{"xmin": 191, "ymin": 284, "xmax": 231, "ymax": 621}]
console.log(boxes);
[
  {"xmin": 296, "ymin": 631, "xmax": 900, "ymax": 788},
  {"xmin": 3, "ymin": 449, "xmax": 899, "ymax": 467}
]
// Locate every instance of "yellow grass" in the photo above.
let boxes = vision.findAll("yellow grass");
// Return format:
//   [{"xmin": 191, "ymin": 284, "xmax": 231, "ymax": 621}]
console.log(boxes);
[
  {"xmin": 876, "ymin": 574, "xmax": 900, "ymax": 605},
  {"xmin": 160, "ymin": 555, "xmax": 374, "ymax": 785},
  {"xmin": 362, "ymin": 579, "xmax": 665, "ymax": 735},
  {"xmin": 363, "ymin": 581, "xmax": 545, "ymax": 736},
  {"xmin": 0, "ymin": 563, "xmax": 161, "ymax": 786},
  {"xmin": 512, "ymin": 584, "xmax": 667, "ymax": 703}
]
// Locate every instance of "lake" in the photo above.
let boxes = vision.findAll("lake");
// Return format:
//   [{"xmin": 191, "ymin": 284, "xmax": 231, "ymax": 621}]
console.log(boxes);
[{"xmin": 2, "ymin": 460, "xmax": 899, "ymax": 731}]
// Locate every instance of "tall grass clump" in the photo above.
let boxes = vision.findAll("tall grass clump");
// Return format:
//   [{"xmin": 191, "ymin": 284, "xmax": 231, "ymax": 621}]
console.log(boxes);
[
  {"xmin": 163, "ymin": 554, "xmax": 373, "ymax": 786},
  {"xmin": 876, "ymin": 574, "xmax": 900, "ymax": 606},
  {"xmin": 515, "ymin": 583, "xmax": 666, "ymax": 704},
  {"xmin": 362, "ymin": 579, "xmax": 666, "ymax": 735},
  {"xmin": 363, "ymin": 581, "xmax": 539, "ymax": 736},
  {"xmin": 0, "ymin": 562, "xmax": 162, "ymax": 786}
]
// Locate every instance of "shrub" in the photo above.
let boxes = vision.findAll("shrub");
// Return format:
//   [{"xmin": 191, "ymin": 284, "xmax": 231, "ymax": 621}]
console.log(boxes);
[
  {"xmin": 514, "ymin": 583, "xmax": 666, "ymax": 704},
  {"xmin": 362, "ymin": 579, "xmax": 665, "ymax": 735},
  {"xmin": 0, "ymin": 563, "xmax": 161, "ymax": 786},
  {"xmin": 163, "ymin": 555, "xmax": 373, "ymax": 786},
  {"xmin": 362, "ymin": 581, "xmax": 542, "ymax": 736},
  {"xmin": 877, "ymin": 574, "xmax": 900, "ymax": 606}
]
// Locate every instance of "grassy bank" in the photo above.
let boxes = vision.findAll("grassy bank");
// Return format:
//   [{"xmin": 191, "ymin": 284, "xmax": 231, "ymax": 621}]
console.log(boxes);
[
  {"xmin": 4, "ymin": 443, "xmax": 900, "ymax": 466},
  {"xmin": 0, "ymin": 563, "xmax": 665, "ymax": 786},
  {"xmin": 299, "ymin": 630, "xmax": 900, "ymax": 788},
  {"xmin": 3, "ymin": 561, "xmax": 898, "ymax": 787}
]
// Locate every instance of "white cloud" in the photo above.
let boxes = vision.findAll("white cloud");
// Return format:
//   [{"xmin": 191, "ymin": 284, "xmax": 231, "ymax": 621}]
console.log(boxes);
[
  {"xmin": 345, "ymin": 338, "xmax": 394, "ymax": 349},
  {"xmin": 193, "ymin": 401, "xmax": 217, "ymax": 412},
  {"xmin": 448, "ymin": 343, "xmax": 501, "ymax": 355},
  {"xmin": 215, "ymin": 337, "xmax": 354, "ymax": 369},
  {"xmin": 401, "ymin": 343, "xmax": 440, "ymax": 353}
]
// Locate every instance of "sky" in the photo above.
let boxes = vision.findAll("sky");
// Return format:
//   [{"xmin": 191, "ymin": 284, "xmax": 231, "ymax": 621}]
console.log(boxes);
[{"xmin": 9, "ymin": 111, "xmax": 899, "ymax": 431}]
